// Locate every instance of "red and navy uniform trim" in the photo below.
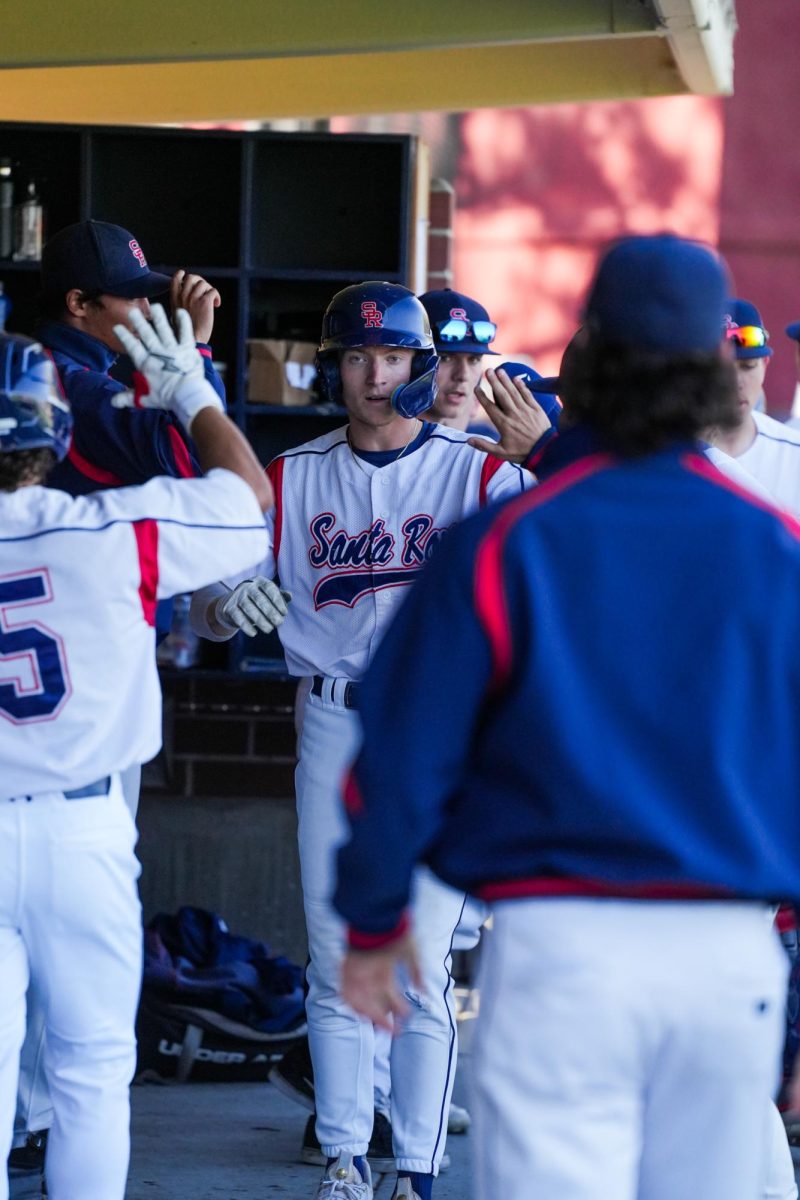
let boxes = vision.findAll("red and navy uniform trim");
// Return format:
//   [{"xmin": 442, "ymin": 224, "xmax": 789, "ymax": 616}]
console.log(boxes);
[
  {"xmin": 132, "ymin": 520, "xmax": 159, "ymax": 626},
  {"xmin": 473, "ymin": 453, "xmax": 614, "ymax": 689}
]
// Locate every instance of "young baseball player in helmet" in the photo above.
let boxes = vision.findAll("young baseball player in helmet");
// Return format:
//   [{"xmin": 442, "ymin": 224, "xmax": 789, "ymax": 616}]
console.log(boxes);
[
  {"xmin": 191, "ymin": 280, "xmax": 552, "ymax": 1200},
  {"xmin": 0, "ymin": 310, "xmax": 272, "ymax": 1200},
  {"xmin": 334, "ymin": 236, "xmax": 800, "ymax": 1200}
]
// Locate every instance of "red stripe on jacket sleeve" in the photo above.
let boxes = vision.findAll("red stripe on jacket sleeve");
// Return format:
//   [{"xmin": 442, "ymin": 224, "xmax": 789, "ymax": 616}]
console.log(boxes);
[
  {"xmin": 67, "ymin": 443, "xmax": 123, "ymax": 487},
  {"xmin": 347, "ymin": 911, "xmax": 410, "ymax": 952},
  {"xmin": 133, "ymin": 519, "xmax": 159, "ymax": 626},
  {"xmin": 473, "ymin": 453, "xmax": 615, "ymax": 688},
  {"xmin": 478, "ymin": 454, "xmax": 507, "ymax": 508},
  {"xmin": 166, "ymin": 424, "xmax": 196, "ymax": 478},
  {"xmin": 266, "ymin": 457, "xmax": 285, "ymax": 560}
]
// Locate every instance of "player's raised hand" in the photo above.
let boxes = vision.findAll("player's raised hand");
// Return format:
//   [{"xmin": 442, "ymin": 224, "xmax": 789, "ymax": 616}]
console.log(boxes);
[
  {"xmin": 469, "ymin": 367, "xmax": 552, "ymax": 463},
  {"xmin": 216, "ymin": 577, "xmax": 292, "ymax": 637},
  {"xmin": 171, "ymin": 269, "xmax": 221, "ymax": 345},
  {"xmin": 340, "ymin": 934, "xmax": 424, "ymax": 1033},
  {"xmin": 111, "ymin": 304, "xmax": 223, "ymax": 433}
]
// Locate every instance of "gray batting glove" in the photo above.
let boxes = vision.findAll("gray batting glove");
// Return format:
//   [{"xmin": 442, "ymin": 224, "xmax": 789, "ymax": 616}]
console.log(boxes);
[
  {"xmin": 215, "ymin": 578, "xmax": 292, "ymax": 637},
  {"xmin": 111, "ymin": 304, "xmax": 224, "ymax": 434}
]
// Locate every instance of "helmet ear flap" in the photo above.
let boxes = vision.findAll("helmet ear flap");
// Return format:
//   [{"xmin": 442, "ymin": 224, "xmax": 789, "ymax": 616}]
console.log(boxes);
[
  {"xmin": 315, "ymin": 352, "xmax": 342, "ymax": 406},
  {"xmin": 391, "ymin": 349, "xmax": 439, "ymax": 419}
]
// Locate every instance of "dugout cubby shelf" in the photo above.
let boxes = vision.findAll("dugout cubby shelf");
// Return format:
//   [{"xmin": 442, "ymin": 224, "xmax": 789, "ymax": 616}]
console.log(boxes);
[
  {"xmin": 0, "ymin": 120, "xmax": 422, "ymax": 443},
  {"xmin": 0, "ymin": 120, "xmax": 424, "ymax": 676}
]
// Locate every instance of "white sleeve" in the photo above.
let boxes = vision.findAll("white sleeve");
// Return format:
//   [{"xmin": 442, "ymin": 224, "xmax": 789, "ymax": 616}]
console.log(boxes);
[
  {"xmin": 80, "ymin": 468, "xmax": 271, "ymax": 599},
  {"xmin": 189, "ymin": 504, "xmax": 278, "ymax": 641},
  {"xmin": 486, "ymin": 461, "xmax": 533, "ymax": 503},
  {"xmin": 703, "ymin": 446, "xmax": 775, "ymax": 503}
]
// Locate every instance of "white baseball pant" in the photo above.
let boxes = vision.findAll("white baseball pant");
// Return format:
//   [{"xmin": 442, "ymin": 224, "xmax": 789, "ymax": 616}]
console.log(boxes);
[
  {"xmin": 296, "ymin": 686, "xmax": 465, "ymax": 1174},
  {"xmin": 472, "ymin": 898, "xmax": 789, "ymax": 1200},
  {"xmin": 0, "ymin": 776, "xmax": 142, "ymax": 1200},
  {"xmin": 12, "ymin": 760, "xmax": 143, "ymax": 1150}
]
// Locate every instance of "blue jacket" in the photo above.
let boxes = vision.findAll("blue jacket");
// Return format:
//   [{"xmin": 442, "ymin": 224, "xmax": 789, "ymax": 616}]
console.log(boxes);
[
  {"xmin": 334, "ymin": 425, "xmax": 800, "ymax": 948},
  {"xmin": 41, "ymin": 320, "xmax": 225, "ymax": 495}
]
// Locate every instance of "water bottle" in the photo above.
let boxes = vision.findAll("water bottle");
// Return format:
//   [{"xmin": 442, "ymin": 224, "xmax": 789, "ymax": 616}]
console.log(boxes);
[
  {"xmin": 0, "ymin": 159, "xmax": 13, "ymax": 259},
  {"xmin": 13, "ymin": 179, "xmax": 43, "ymax": 262},
  {"xmin": 170, "ymin": 593, "xmax": 199, "ymax": 669}
]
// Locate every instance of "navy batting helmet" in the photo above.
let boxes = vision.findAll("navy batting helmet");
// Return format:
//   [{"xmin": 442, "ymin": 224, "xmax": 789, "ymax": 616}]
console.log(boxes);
[
  {"xmin": 419, "ymin": 288, "xmax": 499, "ymax": 355},
  {"xmin": 0, "ymin": 334, "xmax": 72, "ymax": 461},
  {"xmin": 317, "ymin": 281, "xmax": 438, "ymax": 419},
  {"xmin": 500, "ymin": 362, "xmax": 563, "ymax": 429}
]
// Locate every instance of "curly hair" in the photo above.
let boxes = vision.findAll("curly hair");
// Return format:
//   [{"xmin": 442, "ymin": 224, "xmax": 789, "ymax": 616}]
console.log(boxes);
[
  {"xmin": 0, "ymin": 448, "xmax": 57, "ymax": 491},
  {"xmin": 561, "ymin": 337, "xmax": 739, "ymax": 457}
]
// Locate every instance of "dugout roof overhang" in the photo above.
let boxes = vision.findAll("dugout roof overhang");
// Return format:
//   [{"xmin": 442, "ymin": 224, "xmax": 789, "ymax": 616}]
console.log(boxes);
[{"xmin": 0, "ymin": 0, "xmax": 736, "ymax": 125}]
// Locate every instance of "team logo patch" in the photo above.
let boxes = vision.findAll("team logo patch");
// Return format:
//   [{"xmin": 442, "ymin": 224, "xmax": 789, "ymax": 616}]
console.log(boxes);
[
  {"xmin": 449, "ymin": 307, "xmax": 468, "ymax": 321},
  {"xmin": 129, "ymin": 239, "xmax": 148, "ymax": 269},
  {"xmin": 361, "ymin": 301, "xmax": 383, "ymax": 329}
]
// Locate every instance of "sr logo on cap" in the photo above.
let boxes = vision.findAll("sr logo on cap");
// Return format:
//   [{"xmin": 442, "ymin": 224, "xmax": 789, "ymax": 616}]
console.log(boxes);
[{"xmin": 128, "ymin": 239, "xmax": 147, "ymax": 269}]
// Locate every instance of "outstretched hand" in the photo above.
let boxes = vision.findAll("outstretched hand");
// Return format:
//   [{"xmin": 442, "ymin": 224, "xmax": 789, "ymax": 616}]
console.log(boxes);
[
  {"xmin": 340, "ymin": 933, "xmax": 423, "ymax": 1033},
  {"xmin": 468, "ymin": 368, "xmax": 553, "ymax": 462}
]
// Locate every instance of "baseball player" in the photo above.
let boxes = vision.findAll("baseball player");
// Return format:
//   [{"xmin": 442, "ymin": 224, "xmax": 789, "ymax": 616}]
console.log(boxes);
[
  {"xmin": 707, "ymin": 298, "xmax": 800, "ymax": 510},
  {"xmin": 334, "ymin": 236, "xmax": 800, "ymax": 1200},
  {"xmin": 10, "ymin": 219, "xmax": 227, "ymax": 1178},
  {"xmin": 191, "ymin": 280, "xmax": 550, "ymax": 1200},
  {"xmin": 39, "ymin": 219, "xmax": 225, "ymax": 497},
  {"xmin": 0, "ymin": 305, "xmax": 271, "ymax": 1200},
  {"xmin": 417, "ymin": 288, "xmax": 499, "ymax": 431}
]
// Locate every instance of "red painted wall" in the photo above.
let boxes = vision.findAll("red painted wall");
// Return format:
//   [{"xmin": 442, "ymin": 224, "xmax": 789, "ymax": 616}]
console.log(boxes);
[
  {"xmin": 334, "ymin": 1, "xmax": 800, "ymax": 411},
  {"xmin": 718, "ymin": 0, "xmax": 800, "ymax": 416}
]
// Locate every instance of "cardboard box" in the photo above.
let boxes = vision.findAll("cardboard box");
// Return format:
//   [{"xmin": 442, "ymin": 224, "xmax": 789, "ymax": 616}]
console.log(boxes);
[{"xmin": 247, "ymin": 339, "xmax": 318, "ymax": 406}]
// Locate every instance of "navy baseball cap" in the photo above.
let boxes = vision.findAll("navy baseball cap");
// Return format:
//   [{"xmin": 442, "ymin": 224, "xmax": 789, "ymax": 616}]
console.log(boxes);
[
  {"xmin": 723, "ymin": 298, "xmax": 772, "ymax": 360},
  {"xmin": 41, "ymin": 220, "xmax": 172, "ymax": 300},
  {"xmin": 585, "ymin": 234, "xmax": 729, "ymax": 355},
  {"xmin": 419, "ymin": 288, "xmax": 500, "ymax": 355},
  {"xmin": 499, "ymin": 362, "xmax": 562, "ymax": 427},
  {"xmin": 787, "ymin": 320, "xmax": 800, "ymax": 342}
]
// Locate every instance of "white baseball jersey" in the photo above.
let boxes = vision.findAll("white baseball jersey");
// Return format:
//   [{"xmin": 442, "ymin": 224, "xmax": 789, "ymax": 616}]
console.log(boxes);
[
  {"xmin": 703, "ymin": 444, "xmax": 774, "ymax": 503},
  {"xmin": 737, "ymin": 411, "xmax": 800, "ymax": 513},
  {"xmin": 233, "ymin": 422, "xmax": 527, "ymax": 680},
  {"xmin": 0, "ymin": 468, "xmax": 266, "ymax": 797}
]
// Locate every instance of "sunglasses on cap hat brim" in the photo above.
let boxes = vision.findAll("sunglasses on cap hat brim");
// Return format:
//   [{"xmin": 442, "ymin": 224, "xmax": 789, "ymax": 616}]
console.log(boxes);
[
  {"xmin": 725, "ymin": 325, "xmax": 769, "ymax": 349},
  {"xmin": 434, "ymin": 317, "xmax": 497, "ymax": 344}
]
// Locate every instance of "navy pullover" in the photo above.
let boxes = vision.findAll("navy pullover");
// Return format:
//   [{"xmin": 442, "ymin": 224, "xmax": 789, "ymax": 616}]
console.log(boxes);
[
  {"xmin": 334, "ymin": 426, "xmax": 800, "ymax": 948},
  {"xmin": 41, "ymin": 320, "xmax": 224, "ymax": 495}
]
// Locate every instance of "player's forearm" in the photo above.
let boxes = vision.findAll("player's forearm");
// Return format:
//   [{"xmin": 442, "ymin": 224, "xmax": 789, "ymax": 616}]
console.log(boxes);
[{"xmin": 190, "ymin": 408, "xmax": 273, "ymax": 512}]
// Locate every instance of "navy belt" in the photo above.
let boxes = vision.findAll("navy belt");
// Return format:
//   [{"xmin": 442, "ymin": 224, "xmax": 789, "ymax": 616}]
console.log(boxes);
[
  {"xmin": 7, "ymin": 776, "xmax": 112, "ymax": 803},
  {"xmin": 64, "ymin": 776, "xmax": 112, "ymax": 800},
  {"xmin": 311, "ymin": 676, "xmax": 359, "ymax": 709}
]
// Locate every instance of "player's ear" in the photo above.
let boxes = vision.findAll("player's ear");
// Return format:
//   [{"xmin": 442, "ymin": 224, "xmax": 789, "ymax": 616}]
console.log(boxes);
[{"xmin": 65, "ymin": 288, "xmax": 88, "ymax": 318}]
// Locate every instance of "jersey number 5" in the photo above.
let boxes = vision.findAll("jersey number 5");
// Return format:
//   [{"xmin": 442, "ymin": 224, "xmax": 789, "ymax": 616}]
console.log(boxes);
[{"xmin": 0, "ymin": 570, "xmax": 72, "ymax": 723}]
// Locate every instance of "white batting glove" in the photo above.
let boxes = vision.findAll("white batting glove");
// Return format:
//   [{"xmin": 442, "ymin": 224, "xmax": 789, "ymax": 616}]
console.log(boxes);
[
  {"xmin": 111, "ymin": 304, "xmax": 224, "ymax": 434},
  {"xmin": 215, "ymin": 578, "xmax": 292, "ymax": 637}
]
